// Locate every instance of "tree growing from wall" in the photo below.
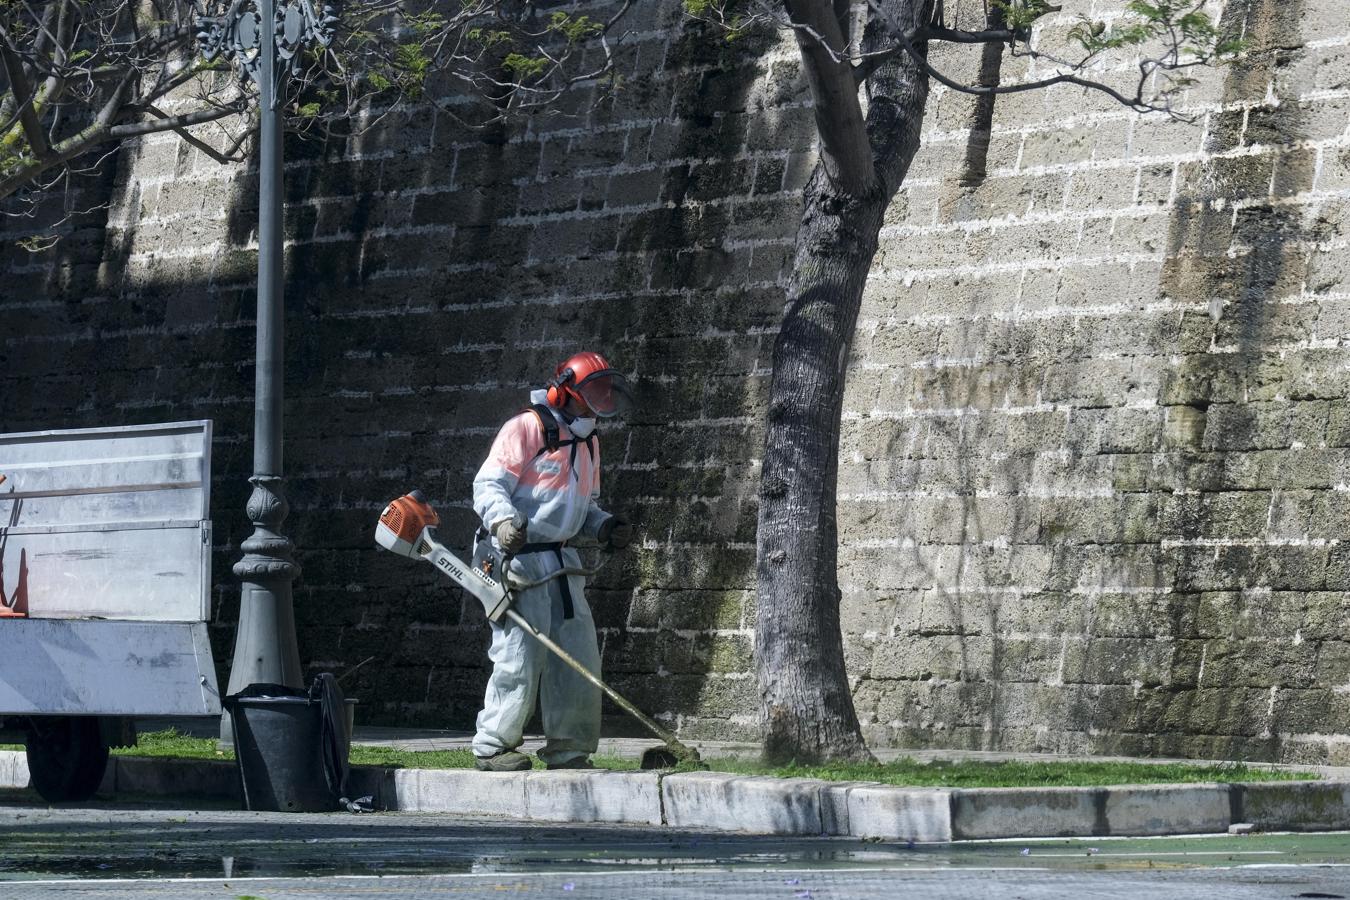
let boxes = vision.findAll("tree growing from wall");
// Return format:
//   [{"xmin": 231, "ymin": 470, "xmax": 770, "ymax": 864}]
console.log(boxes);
[
  {"xmin": 0, "ymin": 0, "xmax": 629, "ymax": 247},
  {"xmin": 689, "ymin": 0, "xmax": 1243, "ymax": 763}
]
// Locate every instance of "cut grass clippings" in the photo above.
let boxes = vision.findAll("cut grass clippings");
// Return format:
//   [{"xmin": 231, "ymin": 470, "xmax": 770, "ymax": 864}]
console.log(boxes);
[{"xmin": 87, "ymin": 729, "xmax": 1318, "ymax": 787}]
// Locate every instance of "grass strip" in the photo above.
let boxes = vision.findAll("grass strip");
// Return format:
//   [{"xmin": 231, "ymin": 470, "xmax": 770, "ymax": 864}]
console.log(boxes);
[
  {"xmin": 94, "ymin": 730, "xmax": 1315, "ymax": 787},
  {"xmin": 700, "ymin": 758, "xmax": 1314, "ymax": 787},
  {"xmin": 98, "ymin": 730, "xmax": 635, "ymax": 771}
]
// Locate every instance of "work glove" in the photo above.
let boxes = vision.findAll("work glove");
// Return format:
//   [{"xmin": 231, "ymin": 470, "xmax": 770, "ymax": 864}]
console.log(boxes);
[
  {"xmin": 493, "ymin": 516, "xmax": 527, "ymax": 554},
  {"xmin": 598, "ymin": 516, "xmax": 633, "ymax": 550}
]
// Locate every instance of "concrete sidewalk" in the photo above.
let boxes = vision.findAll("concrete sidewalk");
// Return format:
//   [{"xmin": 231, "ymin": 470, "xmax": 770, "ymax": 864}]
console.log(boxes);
[{"xmin": 2, "ymin": 721, "xmax": 1348, "ymax": 842}]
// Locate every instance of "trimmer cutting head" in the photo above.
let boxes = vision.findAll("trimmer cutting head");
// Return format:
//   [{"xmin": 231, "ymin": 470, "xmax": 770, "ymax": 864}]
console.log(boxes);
[{"xmin": 375, "ymin": 490, "xmax": 440, "ymax": 558}]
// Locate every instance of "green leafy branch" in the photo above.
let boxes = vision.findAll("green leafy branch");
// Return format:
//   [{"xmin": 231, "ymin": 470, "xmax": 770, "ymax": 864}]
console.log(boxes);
[
  {"xmin": 991, "ymin": 0, "xmax": 1060, "ymax": 35},
  {"xmin": 1068, "ymin": 0, "xmax": 1245, "ymax": 59},
  {"xmin": 683, "ymin": 0, "xmax": 763, "ymax": 42},
  {"xmin": 547, "ymin": 11, "xmax": 603, "ymax": 43}
]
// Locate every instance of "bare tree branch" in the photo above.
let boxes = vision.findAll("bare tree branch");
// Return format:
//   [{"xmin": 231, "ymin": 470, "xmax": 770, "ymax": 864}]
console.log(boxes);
[
  {"xmin": 916, "ymin": 25, "xmax": 1016, "ymax": 44},
  {"xmin": 2, "ymin": 0, "xmax": 637, "ymax": 240},
  {"xmin": 784, "ymin": 0, "xmax": 878, "ymax": 195},
  {"xmin": 107, "ymin": 102, "xmax": 241, "ymax": 139},
  {"xmin": 143, "ymin": 103, "xmax": 248, "ymax": 163},
  {"xmin": 0, "ymin": 34, "xmax": 52, "ymax": 157},
  {"xmin": 868, "ymin": 1, "xmax": 1159, "ymax": 112}
]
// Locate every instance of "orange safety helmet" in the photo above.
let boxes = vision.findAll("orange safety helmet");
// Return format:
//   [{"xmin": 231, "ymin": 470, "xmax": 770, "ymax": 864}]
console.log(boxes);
[{"xmin": 545, "ymin": 351, "xmax": 633, "ymax": 418}]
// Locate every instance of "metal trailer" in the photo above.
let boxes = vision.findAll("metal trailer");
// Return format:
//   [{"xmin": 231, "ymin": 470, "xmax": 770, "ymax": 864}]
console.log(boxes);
[{"xmin": 0, "ymin": 421, "xmax": 222, "ymax": 802}]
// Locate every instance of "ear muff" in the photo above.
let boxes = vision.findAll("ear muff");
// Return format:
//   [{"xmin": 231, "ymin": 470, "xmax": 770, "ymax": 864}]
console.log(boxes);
[{"xmin": 546, "ymin": 367, "xmax": 575, "ymax": 408}]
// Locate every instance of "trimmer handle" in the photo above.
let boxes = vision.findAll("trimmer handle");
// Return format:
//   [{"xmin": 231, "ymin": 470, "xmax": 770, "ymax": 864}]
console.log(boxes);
[{"xmin": 499, "ymin": 510, "xmax": 527, "ymax": 575}]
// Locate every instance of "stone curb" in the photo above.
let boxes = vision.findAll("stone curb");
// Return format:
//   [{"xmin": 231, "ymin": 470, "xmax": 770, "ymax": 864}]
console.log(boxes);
[{"xmin": 2, "ymin": 750, "xmax": 1347, "ymax": 839}]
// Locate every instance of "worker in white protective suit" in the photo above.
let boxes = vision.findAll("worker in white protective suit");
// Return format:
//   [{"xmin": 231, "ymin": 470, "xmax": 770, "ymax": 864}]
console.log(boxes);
[{"xmin": 469, "ymin": 351, "xmax": 634, "ymax": 771}]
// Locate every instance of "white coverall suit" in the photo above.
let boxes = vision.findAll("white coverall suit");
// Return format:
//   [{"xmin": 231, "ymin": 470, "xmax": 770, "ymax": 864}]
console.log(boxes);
[{"xmin": 470, "ymin": 389, "xmax": 610, "ymax": 765}]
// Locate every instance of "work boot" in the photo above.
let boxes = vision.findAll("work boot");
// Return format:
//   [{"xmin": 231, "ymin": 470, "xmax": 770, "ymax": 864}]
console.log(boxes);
[
  {"xmin": 546, "ymin": 756, "xmax": 596, "ymax": 770},
  {"xmin": 474, "ymin": 750, "xmax": 532, "ymax": 772}
]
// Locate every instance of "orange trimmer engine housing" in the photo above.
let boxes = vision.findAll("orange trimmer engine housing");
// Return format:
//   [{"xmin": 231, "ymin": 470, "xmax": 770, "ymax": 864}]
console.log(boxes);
[
  {"xmin": 374, "ymin": 490, "xmax": 513, "ymax": 622},
  {"xmin": 375, "ymin": 490, "xmax": 440, "ymax": 558}
]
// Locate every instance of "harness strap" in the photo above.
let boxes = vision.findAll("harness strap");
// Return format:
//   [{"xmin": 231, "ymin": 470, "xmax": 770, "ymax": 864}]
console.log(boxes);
[
  {"xmin": 565, "ymin": 435, "xmax": 595, "ymax": 479},
  {"xmin": 525, "ymin": 404, "xmax": 561, "ymax": 452},
  {"xmin": 518, "ymin": 541, "xmax": 565, "ymax": 554},
  {"xmin": 514, "ymin": 542, "xmax": 575, "ymax": 620},
  {"xmin": 553, "ymin": 547, "xmax": 575, "ymax": 620},
  {"xmin": 523, "ymin": 405, "xmax": 595, "ymax": 480}
]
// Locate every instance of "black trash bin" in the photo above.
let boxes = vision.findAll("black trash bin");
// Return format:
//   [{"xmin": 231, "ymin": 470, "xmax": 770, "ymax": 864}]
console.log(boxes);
[{"xmin": 226, "ymin": 679, "xmax": 356, "ymax": 813}]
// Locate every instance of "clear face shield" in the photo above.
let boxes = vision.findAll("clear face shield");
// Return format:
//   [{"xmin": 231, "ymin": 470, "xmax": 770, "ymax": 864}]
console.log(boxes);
[{"xmin": 572, "ymin": 369, "xmax": 633, "ymax": 419}]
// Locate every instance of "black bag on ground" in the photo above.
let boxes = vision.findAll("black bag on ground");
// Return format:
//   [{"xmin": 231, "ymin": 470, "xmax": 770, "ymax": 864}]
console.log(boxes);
[{"xmin": 309, "ymin": 672, "xmax": 371, "ymax": 812}]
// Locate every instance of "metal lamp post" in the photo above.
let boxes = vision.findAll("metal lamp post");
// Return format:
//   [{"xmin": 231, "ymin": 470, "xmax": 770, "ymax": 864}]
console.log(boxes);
[{"xmin": 192, "ymin": 0, "xmax": 336, "ymax": 742}]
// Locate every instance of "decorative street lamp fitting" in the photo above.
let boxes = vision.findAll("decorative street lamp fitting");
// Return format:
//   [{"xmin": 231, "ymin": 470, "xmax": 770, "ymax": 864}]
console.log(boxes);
[
  {"xmin": 195, "ymin": 0, "xmax": 337, "ymax": 104},
  {"xmin": 190, "ymin": 0, "xmax": 336, "ymax": 743}
]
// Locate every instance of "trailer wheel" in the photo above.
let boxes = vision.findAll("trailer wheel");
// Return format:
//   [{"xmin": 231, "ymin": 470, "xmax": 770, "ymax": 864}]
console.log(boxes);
[{"xmin": 25, "ymin": 716, "xmax": 110, "ymax": 803}]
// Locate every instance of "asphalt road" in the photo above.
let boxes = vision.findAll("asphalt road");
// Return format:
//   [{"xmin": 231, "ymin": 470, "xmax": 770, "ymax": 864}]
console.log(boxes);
[{"xmin": 1, "ymin": 795, "xmax": 1348, "ymax": 898}]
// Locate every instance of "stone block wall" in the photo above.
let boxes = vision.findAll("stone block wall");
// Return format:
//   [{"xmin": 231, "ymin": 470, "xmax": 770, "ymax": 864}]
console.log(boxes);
[
  {"xmin": 841, "ymin": 0, "xmax": 1350, "ymax": 762},
  {"xmin": 3, "ymin": 0, "xmax": 1349, "ymax": 761},
  {"xmin": 1, "ymin": 1, "xmax": 790, "ymax": 740}
]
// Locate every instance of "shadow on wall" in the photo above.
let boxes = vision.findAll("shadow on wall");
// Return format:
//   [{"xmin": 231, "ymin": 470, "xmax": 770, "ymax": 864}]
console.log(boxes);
[
  {"xmin": 1034, "ymin": 0, "xmax": 1325, "ymax": 762},
  {"xmin": 1, "ymin": 135, "xmax": 145, "ymax": 422},
  {"xmin": 581, "ymin": 17, "xmax": 798, "ymax": 743},
  {"xmin": 0, "ymin": 127, "xmax": 262, "ymax": 701},
  {"xmin": 1140, "ymin": 0, "xmax": 1325, "ymax": 762},
  {"xmin": 0, "ymin": 7, "xmax": 800, "ymax": 739},
  {"xmin": 198, "ymin": 8, "xmax": 790, "ymax": 736},
  {"xmin": 846, "ymin": 283, "xmax": 1048, "ymax": 754}
]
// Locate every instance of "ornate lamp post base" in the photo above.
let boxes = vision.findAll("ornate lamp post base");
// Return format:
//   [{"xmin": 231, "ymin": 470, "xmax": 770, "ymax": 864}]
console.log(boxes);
[{"xmin": 220, "ymin": 476, "xmax": 302, "ymax": 744}]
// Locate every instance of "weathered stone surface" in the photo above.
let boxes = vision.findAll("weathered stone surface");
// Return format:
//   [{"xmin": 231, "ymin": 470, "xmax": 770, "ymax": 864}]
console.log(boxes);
[
  {"xmin": 113, "ymin": 757, "xmax": 240, "ymax": 800},
  {"xmin": 1, "ymin": 0, "xmax": 1348, "ymax": 761},
  {"xmin": 525, "ymin": 770, "xmax": 662, "ymax": 825},
  {"xmin": 661, "ymin": 772, "xmax": 823, "ymax": 835},
  {"xmin": 846, "ymin": 786, "xmax": 952, "ymax": 842},
  {"xmin": 399, "ymin": 769, "xmax": 527, "ymax": 818},
  {"xmin": 952, "ymin": 784, "xmax": 1232, "ymax": 839},
  {"xmin": 1237, "ymin": 781, "xmax": 1350, "ymax": 831},
  {"xmin": 819, "ymin": 782, "xmax": 860, "ymax": 836},
  {"xmin": 952, "ymin": 787, "xmax": 1103, "ymax": 840},
  {"xmin": 1101, "ymin": 784, "xmax": 1231, "ymax": 836}
]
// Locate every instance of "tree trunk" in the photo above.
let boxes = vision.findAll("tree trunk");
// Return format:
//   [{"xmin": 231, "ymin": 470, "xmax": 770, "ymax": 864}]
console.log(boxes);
[{"xmin": 756, "ymin": 2, "xmax": 933, "ymax": 764}]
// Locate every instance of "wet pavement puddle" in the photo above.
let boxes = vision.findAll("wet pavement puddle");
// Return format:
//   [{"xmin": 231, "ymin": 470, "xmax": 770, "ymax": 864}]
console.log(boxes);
[{"xmin": 1, "ymin": 806, "xmax": 1348, "ymax": 882}]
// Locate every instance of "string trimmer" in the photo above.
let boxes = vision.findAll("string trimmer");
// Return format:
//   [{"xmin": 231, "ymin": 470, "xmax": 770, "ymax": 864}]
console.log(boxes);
[{"xmin": 374, "ymin": 490, "xmax": 703, "ymax": 770}]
